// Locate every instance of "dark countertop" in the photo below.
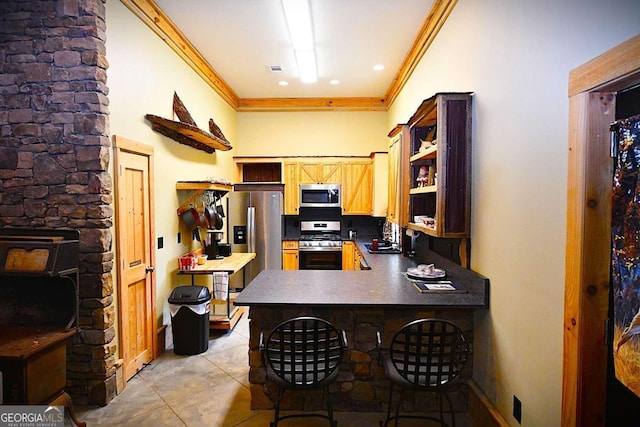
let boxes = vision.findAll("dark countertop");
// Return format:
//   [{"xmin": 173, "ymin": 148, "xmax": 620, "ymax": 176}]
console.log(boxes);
[{"xmin": 235, "ymin": 238, "xmax": 489, "ymax": 309}]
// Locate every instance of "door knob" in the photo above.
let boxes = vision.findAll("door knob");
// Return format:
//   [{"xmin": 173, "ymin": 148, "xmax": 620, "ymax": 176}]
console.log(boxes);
[{"xmin": 145, "ymin": 265, "xmax": 155, "ymax": 273}]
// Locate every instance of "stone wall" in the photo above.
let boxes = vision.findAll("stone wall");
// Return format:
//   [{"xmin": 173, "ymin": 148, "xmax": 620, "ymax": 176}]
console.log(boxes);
[
  {"xmin": 0, "ymin": 0, "xmax": 115, "ymax": 405},
  {"xmin": 247, "ymin": 306, "xmax": 473, "ymax": 415}
]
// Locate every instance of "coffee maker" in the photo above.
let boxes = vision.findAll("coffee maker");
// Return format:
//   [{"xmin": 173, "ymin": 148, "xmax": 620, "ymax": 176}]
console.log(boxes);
[{"xmin": 204, "ymin": 230, "xmax": 224, "ymax": 260}]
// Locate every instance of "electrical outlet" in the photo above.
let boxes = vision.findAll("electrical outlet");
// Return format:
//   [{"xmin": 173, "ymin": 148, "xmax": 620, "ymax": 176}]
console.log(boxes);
[
  {"xmin": 177, "ymin": 232, "xmax": 181, "ymax": 244},
  {"xmin": 513, "ymin": 395, "xmax": 522, "ymax": 424},
  {"xmin": 157, "ymin": 236, "xmax": 163, "ymax": 249}
]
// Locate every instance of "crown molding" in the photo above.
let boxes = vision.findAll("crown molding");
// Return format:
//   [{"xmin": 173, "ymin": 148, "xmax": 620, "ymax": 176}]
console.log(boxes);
[{"xmin": 121, "ymin": 0, "xmax": 456, "ymax": 112}]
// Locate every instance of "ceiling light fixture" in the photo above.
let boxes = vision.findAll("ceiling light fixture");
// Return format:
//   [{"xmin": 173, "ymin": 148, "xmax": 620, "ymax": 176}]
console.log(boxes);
[
  {"xmin": 329, "ymin": 80, "xmax": 340, "ymax": 85},
  {"xmin": 278, "ymin": 80, "xmax": 289, "ymax": 86},
  {"xmin": 295, "ymin": 50, "xmax": 317, "ymax": 83},
  {"xmin": 373, "ymin": 64, "xmax": 385, "ymax": 71},
  {"xmin": 282, "ymin": 0, "xmax": 317, "ymax": 84}
]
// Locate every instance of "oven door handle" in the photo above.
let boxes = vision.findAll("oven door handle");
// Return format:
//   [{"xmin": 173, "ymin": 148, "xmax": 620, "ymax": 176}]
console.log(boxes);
[{"xmin": 298, "ymin": 247, "xmax": 343, "ymax": 252}]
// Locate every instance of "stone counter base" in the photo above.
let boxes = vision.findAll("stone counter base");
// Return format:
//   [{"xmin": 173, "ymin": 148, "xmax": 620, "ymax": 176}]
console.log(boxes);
[{"xmin": 246, "ymin": 306, "xmax": 474, "ymax": 413}]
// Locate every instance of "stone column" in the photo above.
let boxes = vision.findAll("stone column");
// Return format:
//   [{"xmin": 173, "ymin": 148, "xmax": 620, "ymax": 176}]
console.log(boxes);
[{"xmin": 0, "ymin": 0, "xmax": 115, "ymax": 405}]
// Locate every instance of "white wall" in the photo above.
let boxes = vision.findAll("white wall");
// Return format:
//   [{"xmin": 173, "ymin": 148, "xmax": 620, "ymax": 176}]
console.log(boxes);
[
  {"xmin": 387, "ymin": 1, "xmax": 640, "ymax": 425},
  {"xmin": 106, "ymin": 1, "xmax": 237, "ymax": 334}
]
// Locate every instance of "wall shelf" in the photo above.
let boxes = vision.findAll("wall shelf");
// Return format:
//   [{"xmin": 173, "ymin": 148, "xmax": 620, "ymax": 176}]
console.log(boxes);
[
  {"xmin": 409, "ymin": 185, "xmax": 437, "ymax": 195},
  {"xmin": 409, "ymin": 145, "xmax": 438, "ymax": 162},
  {"xmin": 175, "ymin": 181, "xmax": 232, "ymax": 215}
]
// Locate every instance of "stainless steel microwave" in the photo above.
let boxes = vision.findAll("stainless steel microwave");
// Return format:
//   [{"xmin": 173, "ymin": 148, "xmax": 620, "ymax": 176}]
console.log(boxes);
[{"xmin": 299, "ymin": 184, "xmax": 341, "ymax": 208}]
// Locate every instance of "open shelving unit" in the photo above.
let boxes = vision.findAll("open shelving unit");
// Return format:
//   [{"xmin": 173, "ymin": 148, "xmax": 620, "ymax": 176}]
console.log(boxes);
[
  {"xmin": 175, "ymin": 181, "xmax": 232, "ymax": 215},
  {"xmin": 406, "ymin": 93, "xmax": 472, "ymax": 239}
]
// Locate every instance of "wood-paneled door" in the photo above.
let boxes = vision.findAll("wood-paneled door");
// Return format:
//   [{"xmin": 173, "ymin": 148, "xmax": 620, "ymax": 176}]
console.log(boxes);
[{"xmin": 113, "ymin": 136, "xmax": 156, "ymax": 381}]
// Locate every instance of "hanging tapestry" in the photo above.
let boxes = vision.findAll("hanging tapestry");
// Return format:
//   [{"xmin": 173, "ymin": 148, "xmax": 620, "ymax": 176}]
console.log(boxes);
[{"xmin": 612, "ymin": 113, "xmax": 640, "ymax": 398}]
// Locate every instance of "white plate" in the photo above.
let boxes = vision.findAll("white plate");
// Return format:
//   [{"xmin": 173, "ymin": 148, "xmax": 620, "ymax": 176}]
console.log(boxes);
[{"xmin": 407, "ymin": 266, "xmax": 445, "ymax": 279}]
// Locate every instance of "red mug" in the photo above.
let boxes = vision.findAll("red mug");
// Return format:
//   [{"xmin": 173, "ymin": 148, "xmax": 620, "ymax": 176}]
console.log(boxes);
[{"xmin": 372, "ymin": 239, "xmax": 379, "ymax": 251}]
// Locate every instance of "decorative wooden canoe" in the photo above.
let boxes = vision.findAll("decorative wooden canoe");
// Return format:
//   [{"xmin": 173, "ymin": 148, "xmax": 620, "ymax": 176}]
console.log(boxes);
[{"xmin": 145, "ymin": 92, "xmax": 232, "ymax": 153}]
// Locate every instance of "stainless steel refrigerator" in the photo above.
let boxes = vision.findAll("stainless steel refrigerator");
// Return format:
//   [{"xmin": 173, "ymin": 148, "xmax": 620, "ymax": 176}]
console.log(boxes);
[{"xmin": 226, "ymin": 191, "xmax": 283, "ymax": 287}]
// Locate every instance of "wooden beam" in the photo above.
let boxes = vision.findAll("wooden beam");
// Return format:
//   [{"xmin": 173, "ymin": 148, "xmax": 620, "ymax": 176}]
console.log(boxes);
[{"xmin": 237, "ymin": 97, "xmax": 386, "ymax": 112}]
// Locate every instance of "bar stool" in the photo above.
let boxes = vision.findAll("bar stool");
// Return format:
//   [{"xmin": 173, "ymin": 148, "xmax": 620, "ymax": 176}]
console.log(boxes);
[
  {"xmin": 260, "ymin": 316, "xmax": 347, "ymax": 427},
  {"xmin": 377, "ymin": 318, "xmax": 469, "ymax": 427}
]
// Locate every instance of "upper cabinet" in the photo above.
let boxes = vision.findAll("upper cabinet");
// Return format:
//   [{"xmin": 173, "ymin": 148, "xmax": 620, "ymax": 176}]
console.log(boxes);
[
  {"xmin": 283, "ymin": 161, "xmax": 299, "ymax": 215},
  {"xmin": 342, "ymin": 160, "xmax": 373, "ymax": 215},
  {"xmin": 405, "ymin": 92, "xmax": 472, "ymax": 238},
  {"xmin": 235, "ymin": 156, "xmax": 381, "ymax": 216},
  {"xmin": 298, "ymin": 162, "xmax": 342, "ymax": 184},
  {"xmin": 387, "ymin": 125, "xmax": 410, "ymax": 226}
]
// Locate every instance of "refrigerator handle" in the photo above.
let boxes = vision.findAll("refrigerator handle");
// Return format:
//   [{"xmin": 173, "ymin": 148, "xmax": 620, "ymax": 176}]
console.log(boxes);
[{"xmin": 247, "ymin": 206, "xmax": 256, "ymax": 253}]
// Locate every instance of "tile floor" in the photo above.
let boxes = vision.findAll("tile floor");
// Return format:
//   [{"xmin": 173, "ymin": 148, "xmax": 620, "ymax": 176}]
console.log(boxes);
[{"xmin": 70, "ymin": 312, "xmax": 472, "ymax": 426}]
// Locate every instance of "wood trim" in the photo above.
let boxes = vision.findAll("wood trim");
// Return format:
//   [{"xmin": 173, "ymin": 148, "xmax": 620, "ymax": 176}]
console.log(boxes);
[
  {"xmin": 467, "ymin": 380, "xmax": 510, "ymax": 427},
  {"xmin": 120, "ymin": 0, "xmax": 456, "ymax": 112},
  {"xmin": 237, "ymin": 97, "xmax": 386, "ymax": 112},
  {"xmin": 385, "ymin": 0, "xmax": 458, "ymax": 106},
  {"xmin": 563, "ymin": 92, "xmax": 614, "ymax": 427},
  {"xmin": 569, "ymin": 34, "xmax": 640, "ymax": 97},
  {"xmin": 120, "ymin": 0, "xmax": 239, "ymax": 109},
  {"xmin": 563, "ymin": 34, "xmax": 640, "ymax": 427}
]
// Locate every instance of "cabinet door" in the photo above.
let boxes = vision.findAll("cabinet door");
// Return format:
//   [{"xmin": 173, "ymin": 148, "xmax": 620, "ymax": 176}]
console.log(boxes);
[
  {"xmin": 342, "ymin": 161, "xmax": 373, "ymax": 215},
  {"xmin": 282, "ymin": 252, "xmax": 298, "ymax": 271},
  {"xmin": 387, "ymin": 136, "xmax": 400, "ymax": 222},
  {"xmin": 342, "ymin": 241, "xmax": 355, "ymax": 271},
  {"xmin": 299, "ymin": 162, "xmax": 342, "ymax": 184},
  {"xmin": 283, "ymin": 162, "xmax": 299, "ymax": 215}
]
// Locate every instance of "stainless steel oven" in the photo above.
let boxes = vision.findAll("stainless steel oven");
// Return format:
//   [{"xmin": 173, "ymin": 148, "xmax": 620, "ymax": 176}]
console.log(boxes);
[{"xmin": 298, "ymin": 220, "xmax": 342, "ymax": 270}]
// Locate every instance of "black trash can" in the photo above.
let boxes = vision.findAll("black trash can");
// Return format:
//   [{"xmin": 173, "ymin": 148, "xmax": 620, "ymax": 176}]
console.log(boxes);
[{"xmin": 168, "ymin": 286, "xmax": 211, "ymax": 355}]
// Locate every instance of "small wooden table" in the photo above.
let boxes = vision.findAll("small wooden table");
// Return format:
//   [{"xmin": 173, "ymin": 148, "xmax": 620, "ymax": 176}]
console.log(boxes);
[
  {"xmin": 178, "ymin": 252, "xmax": 256, "ymax": 330},
  {"xmin": 0, "ymin": 327, "xmax": 85, "ymax": 427}
]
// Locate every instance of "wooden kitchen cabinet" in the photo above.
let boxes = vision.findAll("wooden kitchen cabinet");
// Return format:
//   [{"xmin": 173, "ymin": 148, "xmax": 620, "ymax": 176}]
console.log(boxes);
[
  {"xmin": 298, "ymin": 162, "xmax": 342, "ymax": 184},
  {"xmin": 342, "ymin": 241, "xmax": 355, "ymax": 270},
  {"xmin": 342, "ymin": 160, "xmax": 373, "ymax": 215},
  {"xmin": 343, "ymin": 241, "xmax": 364, "ymax": 270},
  {"xmin": 282, "ymin": 240, "xmax": 299, "ymax": 270},
  {"xmin": 387, "ymin": 126, "xmax": 410, "ymax": 226},
  {"xmin": 406, "ymin": 92, "xmax": 472, "ymax": 238},
  {"xmin": 235, "ymin": 156, "xmax": 379, "ymax": 216},
  {"xmin": 283, "ymin": 162, "xmax": 299, "ymax": 215}
]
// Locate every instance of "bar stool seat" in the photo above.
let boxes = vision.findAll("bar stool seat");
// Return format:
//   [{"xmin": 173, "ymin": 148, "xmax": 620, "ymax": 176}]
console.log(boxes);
[
  {"xmin": 260, "ymin": 316, "xmax": 347, "ymax": 427},
  {"xmin": 377, "ymin": 318, "xmax": 469, "ymax": 427}
]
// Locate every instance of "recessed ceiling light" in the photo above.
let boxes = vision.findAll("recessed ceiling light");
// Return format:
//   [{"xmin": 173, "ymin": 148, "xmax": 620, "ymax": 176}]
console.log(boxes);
[
  {"xmin": 278, "ymin": 80, "xmax": 289, "ymax": 86},
  {"xmin": 373, "ymin": 64, "xmax": 385, "ymax": 71},
  {"xmin": 329, "ymin": 80, "xmax": 340, "ymax": 85}
]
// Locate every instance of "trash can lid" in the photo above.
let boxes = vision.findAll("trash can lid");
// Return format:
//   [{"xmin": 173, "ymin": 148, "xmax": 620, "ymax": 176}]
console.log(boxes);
[{"xmin": 168, "ymin": 285, "xmax": 211, "ymax": 304}]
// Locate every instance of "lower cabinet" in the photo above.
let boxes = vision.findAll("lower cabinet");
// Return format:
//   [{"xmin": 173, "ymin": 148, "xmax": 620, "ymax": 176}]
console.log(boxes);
[
  {"xmin": 282, "ymin": 240, "xmax": 299, "ymax": 270},
  {"xmin": 342, "ymin": 241, "xmax": 363, "ymax": 271}
]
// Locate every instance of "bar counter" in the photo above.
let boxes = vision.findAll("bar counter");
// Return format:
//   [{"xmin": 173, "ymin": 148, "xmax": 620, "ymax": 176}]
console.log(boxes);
[
  {"xmin": 234, "ymin": 243, "xmax": 489, "ymax": 413},
  {"xmin": 234, "ymin": 244, "xmax": 488, "ymax": 309}
]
